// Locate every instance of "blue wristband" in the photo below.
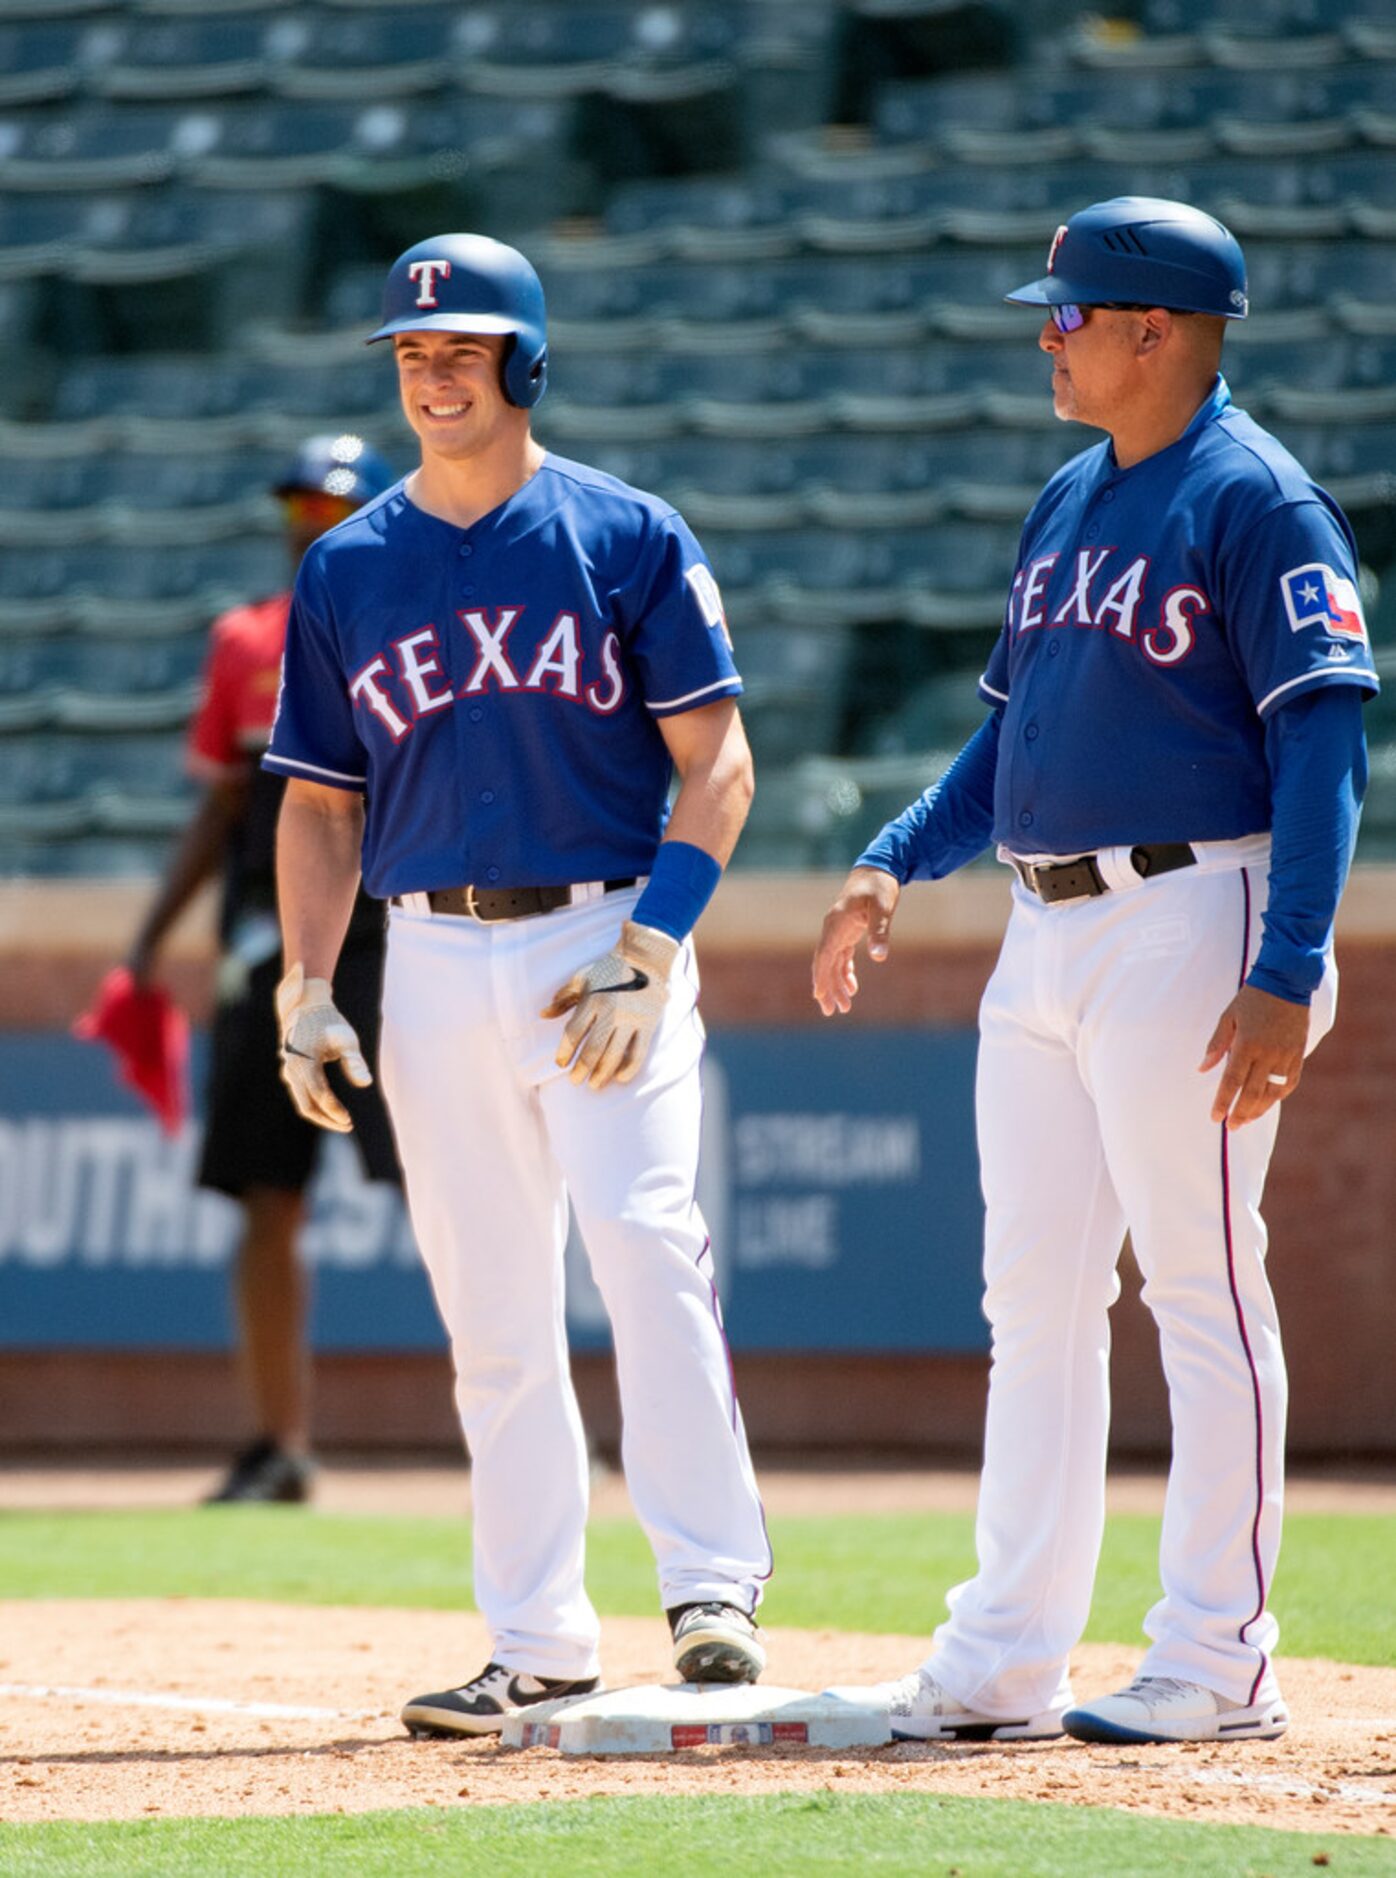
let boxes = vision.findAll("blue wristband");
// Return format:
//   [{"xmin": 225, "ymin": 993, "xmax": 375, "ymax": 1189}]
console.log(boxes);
[{"xmin": 631, "ymin": 840, "xmax": 723, "ymax": 942}]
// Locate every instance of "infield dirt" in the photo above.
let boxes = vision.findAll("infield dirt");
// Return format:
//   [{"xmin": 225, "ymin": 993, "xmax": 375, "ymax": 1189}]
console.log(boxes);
[{"xmin": 1, "ymin": 1464, "xmax": 1392, "ymax": 1838}]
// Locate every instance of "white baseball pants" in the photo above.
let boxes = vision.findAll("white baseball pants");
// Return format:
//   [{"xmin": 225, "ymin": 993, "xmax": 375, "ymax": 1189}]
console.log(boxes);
[
  {"xmin": 927, "ymin": 838, "xmax": 1336, "ymax": 1717},
  {"xmin": 378, "ymin": 888, "xmax": 770, "ymax": 1679}
]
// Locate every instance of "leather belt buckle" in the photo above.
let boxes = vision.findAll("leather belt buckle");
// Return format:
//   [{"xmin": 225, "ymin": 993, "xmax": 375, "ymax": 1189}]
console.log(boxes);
[
  {"xmin": 1018, "ymin": 854, "xmax": 1108, "ymax": 903},
  {"xmin": 461, "ymin": 884, "xmax": 484, "ymax": 923}
]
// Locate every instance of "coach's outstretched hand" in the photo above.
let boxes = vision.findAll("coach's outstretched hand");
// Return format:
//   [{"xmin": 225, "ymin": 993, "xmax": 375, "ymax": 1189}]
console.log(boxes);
[
  {"xmin": 275, "ymin": 961, "xmax": 373, "ymax": 1133},
  {"xmin": 543, "ymin": 920, "xmax": 679, "ymax": 1091},
  {"xmin": 812, "ymin": 866, "xmax": 902, "ymax": 1016}
]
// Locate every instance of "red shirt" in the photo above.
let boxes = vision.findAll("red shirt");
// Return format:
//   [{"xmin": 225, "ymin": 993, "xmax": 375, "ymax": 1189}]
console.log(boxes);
[{"xmin": 187, "ymin": 592, "xmax": 291, "ymax": 781}]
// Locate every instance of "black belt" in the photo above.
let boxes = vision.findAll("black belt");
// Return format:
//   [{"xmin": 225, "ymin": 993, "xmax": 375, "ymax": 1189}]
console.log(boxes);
[
  {"xmin": 393, "ymin": 879, "xmax": 637, "ymax": 922},
  {"xmin": 1012, "ymin": 843, "xmax": 1197, "ymax": 904}
]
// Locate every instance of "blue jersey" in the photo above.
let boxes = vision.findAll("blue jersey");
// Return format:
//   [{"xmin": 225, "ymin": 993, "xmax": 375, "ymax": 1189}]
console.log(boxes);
[
  {"xmin": 264, "ymin": 454, "xmax": 741, "ymax": 897},
  {"xmin": 980, "ymin": 377, "xmax": 1378, "ymax": 854}
]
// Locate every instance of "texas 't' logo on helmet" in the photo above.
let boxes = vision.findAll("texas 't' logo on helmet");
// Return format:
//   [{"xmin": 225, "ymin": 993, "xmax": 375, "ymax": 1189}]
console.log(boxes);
[{"xmin": 407, "ymin": 259, "xmax": 452, "ymax": 308}]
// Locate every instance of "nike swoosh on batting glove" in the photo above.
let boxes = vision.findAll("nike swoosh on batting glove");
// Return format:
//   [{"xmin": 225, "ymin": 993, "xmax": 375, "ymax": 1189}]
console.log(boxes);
[
  {"xmin": 541, "ymin": 920, "xmax": 680, "ymax": 1091},
  {"xmin": 275, "ymin": 961, "xmax": 373, "ymax": 1132}
]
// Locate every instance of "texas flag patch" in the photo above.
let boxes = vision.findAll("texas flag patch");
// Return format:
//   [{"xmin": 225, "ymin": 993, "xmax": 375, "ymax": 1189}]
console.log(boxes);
[{"xmin": 1280, "ymin": 563, "xmax": 1367, "ymax": 640}]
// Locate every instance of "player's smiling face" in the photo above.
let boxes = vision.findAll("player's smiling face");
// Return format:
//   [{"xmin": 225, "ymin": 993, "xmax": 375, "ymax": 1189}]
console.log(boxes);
[{"xmin": 393, "ymin": 330, "xmax": 518, "ymax": 460}]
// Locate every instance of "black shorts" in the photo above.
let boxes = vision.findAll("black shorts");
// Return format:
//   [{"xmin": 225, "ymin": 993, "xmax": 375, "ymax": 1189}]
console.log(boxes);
[{"xmin": 197, "ymin": 941, "xmax": 401, "ymax": 1199}]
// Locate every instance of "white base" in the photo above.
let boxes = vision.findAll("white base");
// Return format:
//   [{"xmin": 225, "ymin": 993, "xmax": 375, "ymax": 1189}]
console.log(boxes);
[{"xmin": 500, "ymin": 1682, "xmax": 891, "ymax": 1755}]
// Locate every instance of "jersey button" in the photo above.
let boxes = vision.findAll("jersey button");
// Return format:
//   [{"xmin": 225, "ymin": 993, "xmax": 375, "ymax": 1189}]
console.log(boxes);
[
  {"xmin": 459, "ymin": 544, "xmax": 473, "ymax": 557},
  {"xmin": 462, "ymin": 584, "xmax": 476, "ymax": 596},
  {"xmin": 486, "ymin": 866, "xmax": 500, "ymax": 882},
  {"xmin": 1019, "ymin": 811, "xmax": 1034, "ymax": 829},
  {"xmin": 480, "ymin": 790, "xmax": 495, "ymax": 804},
  {"xmin": 1025, "ymin": 724, "xmax": 1039, "ymax": 742},
  {"xmin": 1085, "ymin": 524, "xmax": 1099, "ymax": 539},
  {"xmin": 468, "ymin": 706, "xmax": 483, "ymax": 722},
  {"xmin": 1101, "ymin": 490, "xmax": 1115, "ymax": 503},
  {"xmin": 1047, "ymin": 640, "xmax": 1061, "ymax": 657}
]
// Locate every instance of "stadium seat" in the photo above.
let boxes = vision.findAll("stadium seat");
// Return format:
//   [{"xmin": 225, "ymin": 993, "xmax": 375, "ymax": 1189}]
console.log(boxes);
[
  {"xmin": 1270, "ymin": 420, "xmax": 1396, "ymax": 484},
  {"xmin": 726, "ymin": 762, "xmax": 837, "ymax": 868},
  {"xmin": 88, "ymin": 15, "xmax": 271, "ymax": 101},
  {"xmin": 0, "ymin": 20, "xmax": 90, "ymax": 108},
  {"xmin": 0, "ymin": 105, "xmax": 198, "ymax": 190},
  {"xmin": 57, "ymin": 725, "xmax": 193, "ymax": 803},
  {"xmin": 1346, "ymin": 332, "xmax": 1396, "ymax": 389},
  {"xmin": 1245, "ymin": 238, "xmax": 1395, "ymax": 314},
  {"xmin": 0, "ymin": 731, "xmax": 91, "ymax": 806},
  {"xmin": 875, "ymin": 72, "xmax": 1021, "ymax": 139},
  {"xmin": 270, "ymin": 7, "xmax": 455, "ymax": 100},
  {"xmin": 102, "ymin": 450, "xmax": 283, "ymax": 512},
  {"xmin": 866, "ymin": 670, "xmax": 994, "ymax": 758},
  {"xmin": 452, "ymin": 3, "xmax": 644, "ymax": 97},
  {"xmin": 0, "ymin": 541, "xmax": 284, "ymax": 615},
  {"xmin": 546, "ymin": 257, "xmax": 788, "ymax": 324},
  {"xmin": 178, "ymin": 99, "xmax": 361, "ymax": 187},
  {"xmin": 54, "ymin": 358, "xmax": 246, "ymax": 422},
  {"xmin": 0, "ymin": 455, "xmax": 104, "ymax": 512},
  {"xmin": 1222, "ymin": 311, "xmax": 1348, "ymax": 398},
  {"xmin": 605, "ymin": 175, "xmax": 791, "ymax": 240},
  {"xmin": 1202, "ymin": 24, "xmax": 1347, "ymax": 68}
]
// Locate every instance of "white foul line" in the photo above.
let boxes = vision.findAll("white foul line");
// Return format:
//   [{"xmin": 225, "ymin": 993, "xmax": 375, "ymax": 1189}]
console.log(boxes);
[
  {"xmin": 0, "ymin": 1683, "xmax": 384, "ymax": 1723},
  {"xmin": 1095, "ymin": 1759, "xmax": 1396, "ymax": 1809}
]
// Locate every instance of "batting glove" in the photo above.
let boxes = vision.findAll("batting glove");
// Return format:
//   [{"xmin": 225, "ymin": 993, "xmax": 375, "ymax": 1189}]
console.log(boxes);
[
  {"xmin": 275, "ymin": 961, "xmax": 373, "ymax": 1133},
  {"xmin": 542, "ymin": 920, "xmax": 680, "ymax": 1091}
]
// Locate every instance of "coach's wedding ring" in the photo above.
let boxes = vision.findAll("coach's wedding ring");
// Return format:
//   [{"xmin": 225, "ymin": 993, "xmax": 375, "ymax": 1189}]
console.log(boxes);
[{"xmin": 1266, "ymin": 1073, "xmax": 1288, "ymax": 1085}]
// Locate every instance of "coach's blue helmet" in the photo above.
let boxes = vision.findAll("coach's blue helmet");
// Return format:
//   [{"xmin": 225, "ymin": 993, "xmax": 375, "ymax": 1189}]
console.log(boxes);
[
  {"xmin": 274, "ymin": 433, "xmax": 395, "ymax": 504},
  {"xmin": 367, "ymin": 232, "xmax": 548, "ymax": 408},
  {"xmin": 1005, "ymin": 197, "xmax": 1249, "ymax": 319}
]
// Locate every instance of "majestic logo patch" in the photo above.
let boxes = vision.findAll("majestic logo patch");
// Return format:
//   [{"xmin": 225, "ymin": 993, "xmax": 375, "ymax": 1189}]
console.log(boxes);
[
  {"xmin": 1046, "ymin": 224, "xmax": 1068, "ymax": 274},
  {"xmin": 685, "ymin": 563, "xmax": 732, "ymax": 646},
  {"xmin": 1281, "ymin": 563, "xmax": 1367, "ymax": 640}
]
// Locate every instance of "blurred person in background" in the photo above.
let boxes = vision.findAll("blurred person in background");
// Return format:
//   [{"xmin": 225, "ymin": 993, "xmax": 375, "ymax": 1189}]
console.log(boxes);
[{"xmin": 126, "ymin": 435, "xmax": 402, "ymax": 1504}]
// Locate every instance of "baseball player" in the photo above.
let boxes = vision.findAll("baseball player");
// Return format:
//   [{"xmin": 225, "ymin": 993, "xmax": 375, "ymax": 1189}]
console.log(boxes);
[
  {"xmin": 263, "ymin": 234, "xmax": 771, "ymax": 1735},
  {"xmin": 128, "ymin": 435, "xmax": 401, "ymax": 1505},
  {"xmin": 817, "ymin": 199, "xmax": 1376, "ymax": 1745}
]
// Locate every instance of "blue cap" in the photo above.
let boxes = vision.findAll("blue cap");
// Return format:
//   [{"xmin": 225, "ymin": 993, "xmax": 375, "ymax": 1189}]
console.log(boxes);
[
  {"xmin": 275, "ymin": 433, "xmax": 395, "ymax": 504},
  {"xmin": 367, "ymin": 232, "xmax": 548, "ymax": 408},
  {"xmin": 1006, "ymin": 197, "xmax": 1248, "ymax": 318}
]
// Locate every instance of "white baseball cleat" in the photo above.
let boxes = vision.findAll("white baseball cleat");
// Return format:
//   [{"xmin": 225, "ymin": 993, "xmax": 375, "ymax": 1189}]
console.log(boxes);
[
  {"xmin": 1062, "ymin": 1675, "xmax": 1289, "ymax": 1744},
  {"xmin": 823, "ymin": 1667, "xmax": 1064, "ymax": 1741}
]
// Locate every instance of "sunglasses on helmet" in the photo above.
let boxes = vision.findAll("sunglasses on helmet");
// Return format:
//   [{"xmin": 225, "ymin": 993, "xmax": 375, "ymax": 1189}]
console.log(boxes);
[{"xmin": 1049, "ymin": 302, "xmax": 1165, "ymax": 334}]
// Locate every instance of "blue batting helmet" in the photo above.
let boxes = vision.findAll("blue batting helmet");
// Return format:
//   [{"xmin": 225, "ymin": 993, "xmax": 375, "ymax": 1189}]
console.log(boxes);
[
  {"xmin": 1005, "ymin": 197, "xmax": 1249, "ymax": 319},
  {"xmin": 274, "ymin": 433, "xmax": 396, "ymax": 504},
  {"xmin": 366, "ymin": 232, "xmax": 548, "ymax": 409}
]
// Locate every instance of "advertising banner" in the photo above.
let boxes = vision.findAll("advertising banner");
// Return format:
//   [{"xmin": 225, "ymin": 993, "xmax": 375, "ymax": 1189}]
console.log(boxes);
[{"xmin": 0, "ymin": 1028, "xmax": 986, "ymax": 1353}]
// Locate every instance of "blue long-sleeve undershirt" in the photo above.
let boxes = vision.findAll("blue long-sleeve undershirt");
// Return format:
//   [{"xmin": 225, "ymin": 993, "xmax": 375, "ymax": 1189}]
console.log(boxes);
[
  {"xmin": 854, "ymin": 688, "xmax": 1366, "ymax": 1006},
  {"xmin": 1248, "ymin": 684, "xmax": 1366, "ymax": 1005}
]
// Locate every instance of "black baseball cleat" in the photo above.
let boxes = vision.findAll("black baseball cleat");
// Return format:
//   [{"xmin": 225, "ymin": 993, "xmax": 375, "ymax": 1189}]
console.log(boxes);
[
  {"xmin": 668, "ymin": 1602, "xmax": 767, "ymax": 1685},
  {"xmin": 401, "ymin": 1662, "xmax": 602, "ymax": 1738},
  {"xmin": 202, "ymin": 1439, "xmax": 315, "ymax": 1505}
]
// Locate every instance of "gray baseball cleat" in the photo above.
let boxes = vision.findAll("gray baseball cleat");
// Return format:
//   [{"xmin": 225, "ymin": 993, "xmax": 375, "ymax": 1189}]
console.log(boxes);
[
  {"xmin": 402, "ymin": 1662, "xmax": 601, "ymax": 1738},
  {"xmin": 668, "ymin": 1602, "xmax": 767, "ymax": 1684}
]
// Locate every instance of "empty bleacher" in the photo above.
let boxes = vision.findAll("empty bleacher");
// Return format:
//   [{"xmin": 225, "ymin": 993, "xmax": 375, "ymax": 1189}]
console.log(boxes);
[{"xmin": 0, "ymin": 0, "xmax": 1393, "ymax": 874}]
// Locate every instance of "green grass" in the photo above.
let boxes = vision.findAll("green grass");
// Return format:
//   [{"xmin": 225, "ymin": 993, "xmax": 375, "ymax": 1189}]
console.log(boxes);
[
  {"xmin": 0, "ymin": 1505, "xmax": 1391, "ymax": 1665},
  {"xmin": 1, "ymin": 1793, "xmax": 1393, "ymax": 1878}
]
